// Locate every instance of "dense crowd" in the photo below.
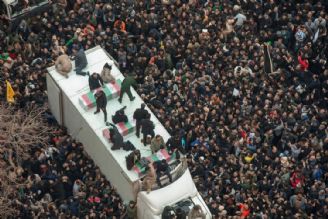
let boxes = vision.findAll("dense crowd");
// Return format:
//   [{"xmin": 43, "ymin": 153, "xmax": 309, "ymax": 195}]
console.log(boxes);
[{"xmin": 0, "ymin": 0, "xmax": 327, "ymax": 218}]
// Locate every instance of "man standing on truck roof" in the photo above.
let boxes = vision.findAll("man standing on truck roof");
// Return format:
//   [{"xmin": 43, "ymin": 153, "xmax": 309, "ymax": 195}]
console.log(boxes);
[
  {"xmin": 133, "ymin": 103, "xmax": 149, "ymax": 138},
  {"xmin": 94, "ymin": 90, "xmax": 108, "ymax": 125},
  {"xmin": 88, "ymin": 72, "xmax": 104, "ymax": 91},
  {"xmin": 141, "ymin": 113, "xmax": 155, "ymax": 146},
  {"xmin": 118, "ymin": 74, "xmax": 137, "ymax": 103}
]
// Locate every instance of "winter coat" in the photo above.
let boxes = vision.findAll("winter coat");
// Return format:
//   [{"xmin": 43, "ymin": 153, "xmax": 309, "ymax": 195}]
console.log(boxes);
[
  {"xmin": 75, "ymin": 49, "xmax": 88, "ymax": 69},
  {"xmin": 101, "ymin": 66, "xmax": 115, "ymax": 83},
  {"xmin": 141, "ymin": 118, "xmax": 155, "ymax": 135},
  {"xmin": 121, "ymin": 76, "xmax": 137, "ymax": 91},
  {"xmin": 95, "ymin": 91, "xmax": 107, "ymax": 109},
  {"xmin": 150, "ymin": 136, "xmax": 165, "ymax": 153},
  {"xmin": 55, "ymin": 55, "xmax": 72, "ymax": 77},
  {"xmin": 89, "ymin": 74, "xmax": 104, "ymax": 90},
  {"xmin": 133, "ymin": 108, "xmax": 149, "ymax": 121}
]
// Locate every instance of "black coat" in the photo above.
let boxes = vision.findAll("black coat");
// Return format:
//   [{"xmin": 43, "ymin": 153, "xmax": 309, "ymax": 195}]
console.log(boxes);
[
  {"xmin": 155, "ymin": 160, "xmax": 169, "ymax": 173},
  {"xmin": 75, "ymin": 49, "xmax": 88, "ymax": 69},
  {"xmin": 109, "ymin": 125, "xmax": 124, "ymax": 150},
  {"xmin": 89, "ymin": 74, "xmax": 104, "ymax": 90},
  {"xmin": 141, "ymin": 118, "xmax": 155, "ymax": 134},
  {"xmin": 133, "ymin": 108, "xmax": 149, "ymax": 121},
  {"xmin": 96, "ymin": 91, "xmax": 107, "ymax": 109}
]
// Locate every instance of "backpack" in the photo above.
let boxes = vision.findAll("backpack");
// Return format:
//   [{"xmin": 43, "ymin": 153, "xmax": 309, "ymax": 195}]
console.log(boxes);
[{"xmin": 123, "ymin": 140, "xmax": 136, "ymax": 151}]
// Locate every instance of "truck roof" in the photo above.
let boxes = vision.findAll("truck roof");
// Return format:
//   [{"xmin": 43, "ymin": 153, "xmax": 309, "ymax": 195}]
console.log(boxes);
[{"xmin": 47, "ymin": 46, "xmax": 171, "ymax": 182}]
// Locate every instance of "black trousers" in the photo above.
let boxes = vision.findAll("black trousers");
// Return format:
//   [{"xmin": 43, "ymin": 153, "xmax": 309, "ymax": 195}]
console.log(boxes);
[
  {"xmin": 96, "ymin": 106, "xmax": 107, "ymax": 122},
  {"xmin": 135, "ymin": 120, "xmax": 141, "ymax": 138}
]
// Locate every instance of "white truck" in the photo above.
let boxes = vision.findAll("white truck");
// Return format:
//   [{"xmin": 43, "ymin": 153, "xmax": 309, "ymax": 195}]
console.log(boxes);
[{"xmin": 46, "ymin": 46, "xmax": 212, "ymax": 218}]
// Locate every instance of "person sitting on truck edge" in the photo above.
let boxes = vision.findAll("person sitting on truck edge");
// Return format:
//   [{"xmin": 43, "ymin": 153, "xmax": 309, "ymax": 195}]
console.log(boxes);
[
  {"xmin": 94, "ymin": 90, "xmax": 108, "ymax": 124},
  {"xmin": 155, "ymin": 159, "xmax": 172, "ymax": 188},
  {"xmin": 133, "ymin": 103, "xmax": 149, "ymax": 138},
  {"xmin": 118, "ymin": 74, "xmax": 137, "ymax": 103},
  {"xmin": 72, "ymin": 46, "xmax": 89, "ymax": 76},
  {"xmin": 141, "ymin": 113, "xmax": 155, "ymax": 146},
  {"xmin": 142, "ymin": 162, "xmax": 156, "ymax": 194},
  {"xmin": 89, "ymin": 72, "xmax": 104, "ymax": 91}
]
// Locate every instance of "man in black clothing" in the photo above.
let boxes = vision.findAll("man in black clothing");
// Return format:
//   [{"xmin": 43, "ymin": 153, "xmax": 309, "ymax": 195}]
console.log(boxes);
[
  {"xmin": 133, "ymin": 103, "xmax": 149, "ymax": 138},
  {"xmin": 141, "ymin": 113, "xmax": 155, "ymax": 146},
  {"xmin": 94, "ymin": 90, "xmax": 107, "ymax": 124},
  {"xmin": 155, "ymin": 159, "xmax": 172, "ymax": 188},
  {"xmin": 73, "ymin": 47, "xmax": 89, "ymax": 76},
  {"xmin": 89, "ymin": 73, "xmax": 104, "ymax": 90}
]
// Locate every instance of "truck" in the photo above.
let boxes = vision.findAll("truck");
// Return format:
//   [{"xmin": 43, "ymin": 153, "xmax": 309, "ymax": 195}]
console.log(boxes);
[
  {"xmin": 0, "ymin": 0, "xmax": 51, "ymax": 28},
  {"xmin": 46, "ymin": 46, "xmax": 212, "ymax": 218}
]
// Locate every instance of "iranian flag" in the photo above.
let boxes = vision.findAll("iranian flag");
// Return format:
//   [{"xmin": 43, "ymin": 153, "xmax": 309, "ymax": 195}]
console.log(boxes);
[
  {"xmin": 116, "ymin": 121, "xmax": 135, "ymax": 136},
  {"xmin": 133, "ymin": 149, "xmax": 176, "ymax": 175},
  {"xmin": 79, "ymin": 79, "xmax": 122, "ymax": 110}
]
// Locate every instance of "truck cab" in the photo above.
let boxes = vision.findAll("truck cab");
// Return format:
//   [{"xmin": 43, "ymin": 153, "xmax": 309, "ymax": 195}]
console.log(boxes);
[
  {"xmin": 0, "ymin": 0, "xmax": 51, "ymax": 28},
  {"xmin": 137, "ymin": 167, "xmax": 211, "ymax": 219}
]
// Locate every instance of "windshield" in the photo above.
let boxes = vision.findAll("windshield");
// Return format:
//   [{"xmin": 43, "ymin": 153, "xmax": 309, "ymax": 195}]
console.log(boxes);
[{"xmin": 9, "ymin": 0, "xmax": 49, "ymax": 18}]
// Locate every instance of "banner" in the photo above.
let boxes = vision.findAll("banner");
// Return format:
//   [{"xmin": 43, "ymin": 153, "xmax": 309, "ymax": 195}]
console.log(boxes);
[{"xmin": 6, "ymin": 80, "xmax": 15, "ymax": 103}]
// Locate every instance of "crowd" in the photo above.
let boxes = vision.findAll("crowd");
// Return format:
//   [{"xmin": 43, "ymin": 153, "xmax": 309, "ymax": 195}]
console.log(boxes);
[{"xmin": 0, "ymin": 0, "xmax": 328, "ymax": 218}]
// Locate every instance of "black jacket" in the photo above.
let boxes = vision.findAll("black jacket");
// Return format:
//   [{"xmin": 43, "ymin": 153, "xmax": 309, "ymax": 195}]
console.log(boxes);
[
  {"xmin": 75, "ymin": 49, "xmax": 88, "ymax": 69},
  {"xmin": 89, "ymin": 74, "xmax": 104, "ymax": 90},
  {"xmin": 95, "ymin": 91, "xmax": 107, "ymax": 109},
  {"xmin": 141, "ymin": 118, "xmax": 155, "ymax": 134},
  {"xmin": 155, "ymin": 160, "xmax": 169, "ymax": 173},
  {"xmin": 133, "ymin": 108, "xmax": 149, "ymax": 121},
  {"xmin": 109, "ymin": 124, "xmax": 124, "ymax": 150}
]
